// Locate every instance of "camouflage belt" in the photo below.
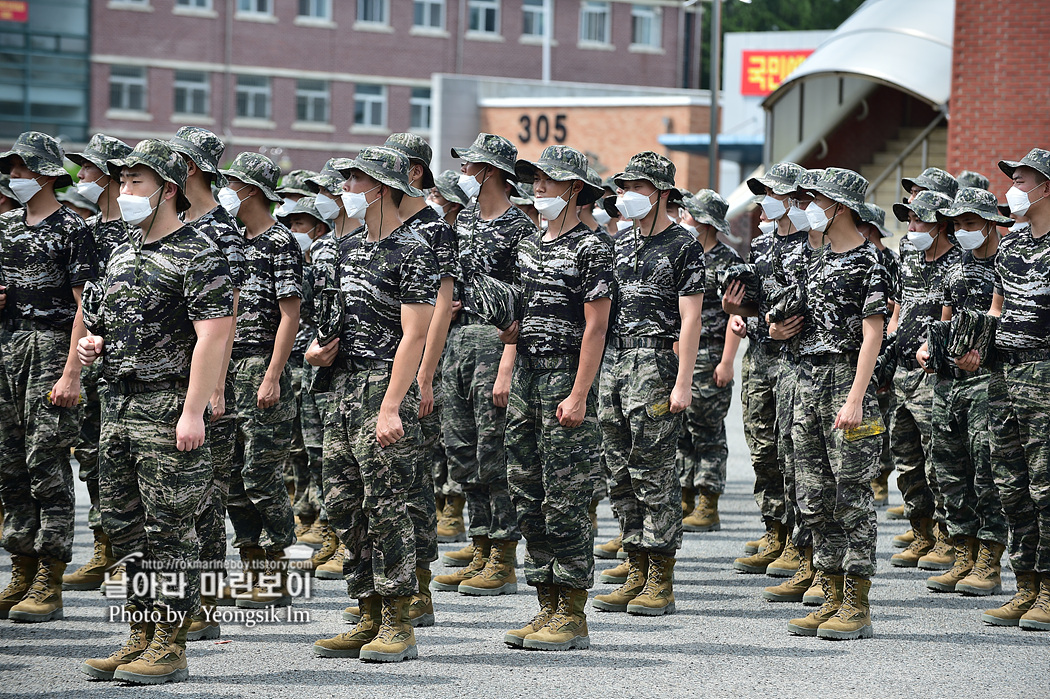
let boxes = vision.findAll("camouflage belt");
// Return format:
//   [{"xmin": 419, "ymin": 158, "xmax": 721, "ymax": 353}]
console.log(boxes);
[
  {"xmin": 112, "ymin": 378, "xmax": 189, "ymax": 395},
  {"xmin": 608, "ymin": 336, "xmax": 675, "ymax": 350},
  {"xmin": 335, "ymin": 354, "xmax": 391, "ymax": 373},
  {"xmin": 802, "ymin": 351, "xmax": 858, "ymax": 367},
  {"xmin": 997, "ymin": 347, "xmax": 1050, "ymax": 366},
  {"xmin": 231, "ymin": 344, "xmax": 271, "ymax": 360},
  {"xmin": 2, "ymin": 317, "xmax": 73, "ymax": 333},
  {"xmin": 455, "ymin": 313, "xmax": 486, "ymax": 327},
  {"xmin": 897, "ymin": 355, "xmax": 923, "ymax": 371},
  {"xmin": 515, "ymin": 354, "xmax": 578, "ymax": 371}
]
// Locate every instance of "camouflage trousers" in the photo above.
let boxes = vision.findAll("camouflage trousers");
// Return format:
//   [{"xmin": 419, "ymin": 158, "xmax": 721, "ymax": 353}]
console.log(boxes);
[
  {"xmin": 99, "ymin": 388, "xmax": 211, "ymax": 614},
  {"xmin": 876, "ymin": 388, "xmax": 895, "ymax": 476},
  {"xmin": 793, "ymin": 354, "xmax": 881, "ymax": 577},
  {"xmin": 195, "ymin": 374, "xmax": 236, "ymax": 570},
  {"xmin": 777, "ymin": 355, "xmax": 811, "ymax": 548},
  {"xmin": 226, "ymin": 356, "xmax": 297, "ymax": 552},
  {"xmin": 931, "ymin": 373, "xmax": 1007, "ymax": 544},
  {"xmin": 676, "ymin": 342, "xmax": 733, "ymax": 495},
  {"xmin": 441, "ymin": 321, "xmax": 518, "ymax": 541},
  {"xmin": 291, "ymin": 364, "xmax": 326, "ymax": 524},
  {"xmin": 598, "ymin": 347, "xmax": 683, "ymax": 556},
  {"xmin": 506, "ymin": 359, "xmax": 598, "ymax": 589},
  {"xmin": 75, "ymin": 362, "xmax": 103, "ymax": 532},
  {"xmin": 286, "ymin": 363, "xmax": 307, "ymax": 493},
  {"xmin": 890, "ymin": 365, "xmax": 941, "ymax": 521},
  {"xmin": 740, "ymin": 342, "xmax": 785, "ymax": 523},
  {"xmin": 591, "ymin": 350, "xmax": 613, "ymax": 501},
  {"xmin": 410, "ymin": 371, "xmax": 440, "ymax": 565},
  {"xmin": 0, "ymin": 326, "xmax": 80, "ymax": 561},
  {"xmin": 428, "ymin": 362, "xmax": 462, "ymax": 498},
  {"xmin": 988, "ymin": 360, "xmax": 1050, "ymax": 573},
  {"xmin": 322, "ymin": 365, "xmax": 420, "ymax": 599}
]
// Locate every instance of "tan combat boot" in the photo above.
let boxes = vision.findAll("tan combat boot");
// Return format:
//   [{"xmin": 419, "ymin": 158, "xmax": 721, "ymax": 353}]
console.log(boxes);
[
  {"xmin": 788, "ymin": 573, "xmax": 843, "ymax": 636},
  {"xmin": 9, "ymin": 557, "xmax": 65, "ymax": 622},
  {"xmin": 764, "ymin": 547, "xmax": 815, "ymax": 602},
  {"xmin": 917, "ymin": 523, "xmax": 956, "ymax": 570},
  {"xmin": 682, "ymin": 488, "xmax": 720, "ymax": 532},
  {"xmin": 890, "ymin": 518, "xmax": 935, "ymax": 567},
  {"xmin": 593, "ymin": 552, "xmax": 648, "ymax": 612},
  {"xmin": 1019, "ymin": 576, "xmax": 1050, "ymax": 631},
  {"xmin": 803, "ymin": 570, "xmax": 828, "ymax": 606},
  {"xmin": 185, "ymin": 594, "xmax": 220, "ymax": 641},
  {"xmin": 982, "ymin": 572, "xmax": 1038, "ymax": 626},
  {"xmin": 298, "ymin": 520, "xmax": 326, "ymax": 548},
  {"xmin": 504, "ymin": 583, "xmax": 557, "ymax": 647},
  {"xmin": 293, "ymin": 519, "xmax": 313, "ymax": 542},
  {"xmin": 314, "ymin": 596, "xmax": 381, "ymax": 657},
  {"xmin": 432, "ymin": 537, "xmax": 488, "ymax": 591},
  {"xmin": 407, "ymin": 567, "xmax": 435, "ymax": 627},
  {"xmin": 236, "ymin": 550, "xmax": 292, "ymax": 608},
  {"xmin": 742, "ymin": 525, "xmax": 772, "ymax": 555},
  {"xmin": 817, "ymin": 575, "xmax": 873, "ymax": 640},
  {"xmin": 112, "ymin": 613, "xmax": 191, "ymax": 684},
  {"xmin": 599, "ymin": 559, "xmax": 630, "ymax": 585},
  {"xmin": 766, "ymin": 539, "xmax": 801, "ymax": 578},
  {"xmin": 886, "ymin": 504, "xmax": 906, "ymax": 520},
  {"xmin": 303, "ymin": 524, "xmax": 340, "ymax": 573},
  {"xmin": 441, "ymin": 536, "xmax": 482, "ymax": 567},
  {"xmin": 681, "ymin": 486, "xmax": 696, "ymax": 517},
  {"xmin": 927, "ymin": 536, "xmax": 978, "ymax": 593},
  {"xmin": 63, "ymin": 529, "xmax": 115, "ymax": 591},
  {"xmin": 892, "ymin": 528, "xmax": 916, "ymax": 549},
  {"xmin": 626, "ymin": 553, "xmax": 675, "ymax": 616},
  {"xmin": 871, "ymin": 471, "xmax": 889, "ymax": 507},
  {"xmin": 81, "ymin": 605, "xmax": 155, "ymax": 680},
  {"xmin": 360, "ymin": 595, "xmax": 418, "ymax": 662},
  {"xmin": 524, "ymin": 587, "xmax": 589, "ymax": 650},
  {"xmin": 956, "ymin": 540, "xmax": 1006, "ymax": 596},
  {"xmin": 593, "ymin": 534, "xmax": 623, "ymax": 560},
  {"xmin": 315, "ymin": 542, "xmax": 346, "ymax": 580},
  {"xmin": 733, "ymin": 521, "xmax": 786, "ymax": 574},
  {"xmin": 0, "ymin": 554, "xmax": 36, "ymax": 619},
  {"xmin": 458, "ymin": 540, "xmax": 517, "ymax": 596},
  {"xmin": 436, "ymin": 495, "xmax": 467, "ymax": 543}
]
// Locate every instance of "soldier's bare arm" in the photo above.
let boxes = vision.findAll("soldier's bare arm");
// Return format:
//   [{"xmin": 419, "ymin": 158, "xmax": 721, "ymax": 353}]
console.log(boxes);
[
  {"xmin": 714, "ymin": 319, "xmax": 741, "ymax": 388},
  {"xmin": 672, "ymin": 293, "xmax": 704, "ymax": 413},
  {"xmin": 210, "ymin": 289, "xmax": 239, "ymax": 421},
  {"xmin": 377, "ymin": 302, "xmax": 434, "ymax": 447},
  {"xmin": 417, "ymin": 276, "xmax": 454, "ymax": 418},
  {"xmin": 50, "ymin": 285, "xmax": 87, "ymax": 407},
  {"xmin": 835, "ymin": 314, "xmax": 884, "ymax": 430},
  {"xmin": 493, "ymin": 341, "xmax": 516, "ymax": 408},
  {"xmin": 557, "ymin": 296, "xmax": 610, "ymax": 428},
  {"xmin": 181, "ymin": 315, "xmax": 234, "ymax": 451},
  {"xmin": 258, "ymin": 295, "xmax": 300, "ymax": 410}
]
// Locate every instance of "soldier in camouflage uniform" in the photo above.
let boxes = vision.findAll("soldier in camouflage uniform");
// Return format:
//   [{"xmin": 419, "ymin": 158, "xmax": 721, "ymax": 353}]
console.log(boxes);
[
  {"xmin": 956, "ymin": 171, "xmax": 990, "ymax": 191},
  {"xmin": 0, "ymin": 174, "xmax": 19, "ymax": 215},
  {"xmin": 676, "ymin": 190, "xmax": 741, "ymax": 534},
  {"xmin": 275, "ymin": 169, "xmax": 317, "ymax": 219},
  {"xmin": 916, "ymin": 188, "xmax": 1010, "ymax": 597},
  {"xmin": 77, "ymin": 138, "xmax": 234, "ymax": 683},
  {"xmin": 902, "ymin": 167, "xmax": 959, "ymax": 203},
  {"xmin": 218, "ymin": 152, "xmax": 301, "ymax": 608},
  {"xmin": 60, "ymin": 134, "xmax": 134, "ymax": 592},
  {"xmin": 0, "ymin": 131, "xmax": 91, "ymax": 622},
  {"xmin": 494, "ymin": 146, "xmax": 611, "ymax": 650},
  {"xmin": 592, "ymin": 152, "xmax": 705, "ymax": 618},
  {"xmin": 785, "ymin": 168, "xmax": 888, "ymax": 641},
  {"xmin": 308, "ymin": 147, "xmax": 437, "ymax": 662},
  {"xmin": 887, "ymin": 190, "xmax": 960, "ymax": 568},
  {"xmin": 433, "ymin": 134, "xmax": 534, "ymax": 596}
]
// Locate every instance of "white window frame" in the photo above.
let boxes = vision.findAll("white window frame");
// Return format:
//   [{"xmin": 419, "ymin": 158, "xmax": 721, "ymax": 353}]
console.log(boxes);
[
  {"xmin": 236, "ymin": 0, "xmax": 272, "ymax": 17},
  {"xmin": 173, "ymin": 70, "xmax": 210, "ymax": 116},
  {"xmin": 579, "ymin": 1, "xmax": 610, "ymax": 46},
  {"xmin": 522, "ymin": 0, "xmax": 545, "ymax": 38},
  {"xmin": 630, "ymin": 4, "xmax": 661, "ymax": 48},
  {"xmin": 175, "ymin": 0, "xmax": 211, "ymax": 8},
  {"xmin": 413, "ymin": 0, "xmax": 444, "ymax": 30},
  {"xmin": 410, "ymin": 87, "xmax": 432, "ymax": 131},
  {"xmin": 468, "ymin": 0, "xmax": 500, "ymax": 35},
  {"xmin": 297, "ymin": 0, "xmax": 330, "ymax": 20},
  {"xmin": 109, "ymin": 65, "xmax": 147, "ymax": 112},
  {"xmin": 357, "ymin": 0, "xmax": 388, "ymax": 25},
  {"xmin": 235, "ymin": 74, "xmax": 271, "ymax": 120},
  {"xmin": 354, "ymin": 84, "xmax": 386, "ymax": 129},
  {"xmin": 296, "ymin": 79, "xmax": 330, "ymax": 124}
]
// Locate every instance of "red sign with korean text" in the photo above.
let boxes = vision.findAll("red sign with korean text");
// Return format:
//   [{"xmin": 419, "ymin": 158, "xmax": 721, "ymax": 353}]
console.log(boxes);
[
  {"xmin": 741, "ymin": 50, "xmax": 814, "ymax": 97},
  {"xmin": 0, "ymin": 1, "xmax": 28, "ymax": 22}
]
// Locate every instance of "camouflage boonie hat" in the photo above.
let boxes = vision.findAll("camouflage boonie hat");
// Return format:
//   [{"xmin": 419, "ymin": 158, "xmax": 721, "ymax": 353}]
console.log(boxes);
[
  {"xmin": 169, "ymin": 126, "xmax": 226, "ymax": 185},
  {"xmin": 0, "ymin": 174, "xmax": 15, "ymax": 201},
  {"xmin": 450, "ymin": 133, "xmax": 518, "ymax": 180},
  {"xmin": 109, "ymin": 138, "xmax": 191, "ymax": 212},
  {"xmin": 937, "ymin": 187, "xmax": 1014, "ymax": 225},
  {"xmin": 601, "ymin": 176, "xmax": 618, "ymax": 195},
  {"xmin": 434, "ymin": 169, "xmax": 469, "ymax": 207},
  {"xmin": 901, "ymin": 167, "xmax": 958, "ymax": 199},
  {"xmin": 468, "ymin": 273, "xmax": 522, "ymax": 331},
  {"xmin": 998, "ymin": 147, "xmax": 1050, "ymax": 181},
  {"xmin": 336, "ymin": 146, "xmax": 423, "ymax": 198},
  {"xmin": 384, "ymin": 133, "xmax": 435, "ymax": 189},
  {"xmin": 307, "ymin": 158, "xmax": 350, "ymax": 194},
  {"xmin": 747, "ymin": 161, "xmax": 804, "ymax": 196},
  {"xmin": 56, "ymin": 187, "xmax": 99, "ymax": 215},
  {"xmin": 803, "ymin": 167, "xmax": 868, "ymax": 213},
  {"xmin": 796, "ymin": 168, "xmax": 824, "ymax": 192},
  {"xmin": 68, "ymin": 133, "xmax": 132, "ymax": 175},
  {"xmin": 221, "ymin": 151, "xmax": 282, "ymax": 202},
  {"xmin": 956, "ymin": 170, "xmax": 989, "ymax": 191},
  {"xmin": 614, "ymin": 151, "xmax": 681, "ymax": 203},
  {"xmin": 275, "ymin": 195, "xmax": 334, "ymax": 233},
  {"xmin": 892, "ymin": 189, "xmax": 952, "ymax": 223},
  {"xmin": 858, "ymin": 203, "xmax": 891, "ymax": 238},
  {"xmin": 515, "ymin": 145, "xmax": 602, "ymax": 206},
  {"xmin": 509, "ymin": 181, "xmax": 534, "ymax": 206},
  {"xmin": 0, "ymin": 131, "xmax": 73, "ymax": 188},
  {"xmin": 277, "ymin": 169, "xmax": 317, "ymax": 197},
  {"xmin": 681, "ymin": 189, "xmax": 730, "ymax": 235}
]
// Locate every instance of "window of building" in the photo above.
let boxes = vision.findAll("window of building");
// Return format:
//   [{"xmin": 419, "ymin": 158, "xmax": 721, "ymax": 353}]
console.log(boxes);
[
  {"xmin": 357, "ymin": 0, "xmax": 387, "ymax": 24},
  {"xmin": 630, "ymin": 4, "xmax": 660, "ymax": 47},
  {"xmin": 176, "ymin": 0, "xmax": 211, "ymax": 8},
  {"xmin": 579, "ymin": 1, "xmax": 610, "ymax": 44},
  {"xmin": 109, "ymin": 65, "xmax": 146, "ymax": 112},
  {"xmin": 297, "ymin": 0, "xmax": 329, "ymax": 20},
  {"xmin": 410, "ymin": 87, "xmax": 431, "ymax": 131},
  {"xmin": 235, "ymin": 74, "xmax": 270, "ymax": 120},
  {"xmin": 413, "ymin": 0, "xmax": 444, "ymax": 29},
  {"xmin": 296, "ymin": 79, "xmax": 329, "ymax": 123},
  {"xmin": 354, "ymin": 84, "xmax": 386, "ymax": 128},
  {"xmin": 522, "ymin": 0, "xmax": 544, "ymax": 37},
  {"xmin": 237, "ymin": 0, "xmax": 271, "ymax": 16},
  {"xmin": 173, "ymin": 70, "xmax": 209, "ymax": 115},
  {"xmin": 468, "ymin": 0, "xmax": 499, "ymax": 34}
]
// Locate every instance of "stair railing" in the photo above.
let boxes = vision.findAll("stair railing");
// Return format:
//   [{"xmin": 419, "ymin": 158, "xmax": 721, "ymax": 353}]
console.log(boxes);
[{"xmin": 866, "ymin": 109, "xmax": 948, "ymax": 201}]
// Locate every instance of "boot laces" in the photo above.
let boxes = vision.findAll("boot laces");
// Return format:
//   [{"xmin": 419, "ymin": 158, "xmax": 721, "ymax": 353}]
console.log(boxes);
[
  {"xmin": 816, "ymin": 574, "xmax": 837, "ymax": 616},
  {"xmin": 837, "ymin": 577, "xmax": 859, "ymax": 617},
  {"xmin": 788, "ymin": 559, "xmax": 811, "ymax": 586},
  {"xmin": 2, "ymin": 560, "xmax": 30, "ymax": 594},
  {"xmin": 1031, "ymin": 583, "xmax": 1050, "ymax": 613},
  {"xmin": 375, "ymin": 601, "xmax": 402, "ymax": 642},
  {"xmin": 138, "ymin": 623, "xmax": 177, "ymax": 663},
  {"xmin": 23, "ymin": 562, "xmax": 54, "ymax": 602},
  {"xmin": 115, "ymin": 619, "xmax": 150, "ymax": 657},
  {"xmin": 540, "ymin": 594, "xmax": 570, "ymax": 632}
]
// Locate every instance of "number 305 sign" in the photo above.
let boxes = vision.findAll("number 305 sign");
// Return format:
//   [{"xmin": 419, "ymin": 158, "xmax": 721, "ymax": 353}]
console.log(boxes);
[{"xmin": 518, "ymin": 114, "xmax": 568, "ymax": 144}]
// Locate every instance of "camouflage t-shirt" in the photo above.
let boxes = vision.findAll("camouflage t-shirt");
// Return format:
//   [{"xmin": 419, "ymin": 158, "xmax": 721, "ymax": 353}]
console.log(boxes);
[
  {"xmin": 454, "ymin": 202, "xmax": 535, "ymax": 317},
  {"xmin": 799, "ymin": 241, "xmax": 888, "ymax": 356},
  {"xmin": 879, "ymin": 246, "xmax": 901, "ymax": 303},
  {"xmin": 516, "ymin": 223, "xmax": 613, "ymax": 357},
  {"xmin": 767, "ymin": 229, "xmax": 813, "ymax": 354},
  {"xmin": 0, "ymin": 206, "xmax": 94, "ymax": 325},
  {"xmin": 745, "ymin": 230, "xmax": 778, "ymax": 347},
  {"xmin": 406, "ymin": 206, "xmax": 457, "ymax": 280},
  {"xmin": 86, "ymin": 215, "xmax": 133, "ymax": 277},
  {"xmin": 896, "ymin": 246, "xmax": 961, "ymax": 356},
  {"xmin": 611, "ymin": 223, "xmax": 706, "ymax": 341},
  {"xmin": 994, "ymin": 228, "xmax": 1050, "ymax": 351},
  {"xmin": 192, "ymin": 205, "xmax": 247, "ymax": 291},
  {"xmin": 699, "ymin": 240, "xmax": 742, "ymax": 345},
  {"xmin": 234, "ymin": 221, "xmax": 303, "ymax": 349},
  {"xmin": 942, "ymin": 251, "xmax": 997, "ymax": 314},
  {"xmin": 334, "ymin": 224, "xmax": 438, "ymax": 362},
  {"xmin": 99, "ymin": 225, "xmax": 233, "ymax": 383},
  {"xmin": 292, "ymin": 262, "xmax": 317, "ymax": 359}
]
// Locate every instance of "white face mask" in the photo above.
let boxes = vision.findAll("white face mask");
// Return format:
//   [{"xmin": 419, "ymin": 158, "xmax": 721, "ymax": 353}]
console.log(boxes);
[
  {"xmin": 805, "ymin": 201, "xmax": 836, "ymax": 233},
  {"xmin": 458, "ymin": 171, "xmax": 483, "ymax": 199},
  {"xmin": 616, "ymin": 219, "xmax": 633, "ymax": 232},
  {"xmin": 615, "ymin": 190, "xmax": 655, "ymax": 219},
  {"xmin": 77, "ymin": 175, "xmax": 107, "ymax": 204},
  {"xmin": 1009, "ymin": 221, "xmax": 1027, "ymax": 234},
  {"xmin": 592, "ymin": 205, "xmax": 611, "ymax": 226},
  {"xmin": 9, "ymin": 176, "xmax": 42, "ymax": 204},
  {"xmin": 787, "ymin": 205, "xmax": 811, "ymax": 232},
  {"xmin": 314, "ymin": 192, "xmax": 341, "ymax": 220},
  {"xmin": 954, "ymin": 224, "xmax": 989, "ymax": 251},
  {"xmin": 759, "ymin": 195, "xmax": 787, "ymax": 220},
  {"xmin": 218, "ymin": 186, "xmax": 246, "ymax": 217},
  {"xmin": 1005, "ymin": 185, "xmax": 1047, "ymax": 216},
  {"xmin": 907, "ymin": 226, "xmax": 937, "ymax": 252},
  {"xmin": 534, "ymin": 185, "xmax": 572, "ymax": 221},
  {"xmin": 758, "ymin": 220, "xmax": 776, "ymax": 236},
  {"xmin": 341, "ymin": 184, "xmax": 380, "ymax": 220},
  {"xmin": 681, "ymin": 222, "xmax": 698, "ymax": 236},
  {"xmin": 428, "ymin": 200, "xmax": 446, "ymax": 217},
  {"xmin": 293, "ymin": 232, "xmax": 312, "ymax": 252},
  {"xmin": 117, "ymin": 185, "xmax": 163, "ymax": 226},
  {"xmin": 274, "ymin": 197, "xmax": 297, "ymax": 217}
]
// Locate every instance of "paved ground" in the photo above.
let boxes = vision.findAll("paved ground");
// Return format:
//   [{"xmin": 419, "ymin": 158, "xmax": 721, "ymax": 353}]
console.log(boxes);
[{"xmin": 1, "ymin": 346, "xmax": 1046, "ymax": 697}]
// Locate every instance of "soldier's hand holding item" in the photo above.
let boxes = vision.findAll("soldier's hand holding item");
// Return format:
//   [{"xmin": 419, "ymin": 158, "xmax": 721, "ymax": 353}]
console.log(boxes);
[
  {"xmin": 768, "ymin": 314, "xmax": 803, "ymax": 340},
  {"xmin": 305, "ymin": 336, "xmax": 339, "ymax": 366}
]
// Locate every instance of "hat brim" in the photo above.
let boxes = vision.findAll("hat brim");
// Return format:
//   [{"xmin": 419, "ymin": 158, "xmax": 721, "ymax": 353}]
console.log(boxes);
[
  {"xmin": 747, "ymin": 175, "xmax": 796, "ymax": 196},
  {"xmin": 613, "ymin": 172, "xmax": 682, "ymax": 204},
  {"xmin": 219, "ymin": 169, "xmax": 282, "ymax": 202},
  {"xmin": 804, "ymin": 184, "xmax": 863, "ymax": 215},
  {"xmin": 450, "ymin": 146, "xmax": 518, "ymax": 181},
  {"xmin": 336, "ymin": 164, "xmax": 423, "ymax": 199},
  {"xmin": 514, "ymin": 159, "xmax": 602, "ymax": 206},
  {"xmin": 937, "ymin": 205, "xmax": 1014, "ymax": 226},
  {"xmin": 276, "ymin": 186, "xmax": 314, "ymax": 197},
  {"xmin": 892, "ymin": 201, "xmax": 937, "ymax": 224},
  {"xmin": 435, "ymin": 183, "xmax": 468, "ymax": 208},
  {"xmin": 0, "ymin": 151, "xmax": 73, "ymax": 189},
  {"xmin": 110, "ymin": 155, "xmax": 191, "ymax": 213}
]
